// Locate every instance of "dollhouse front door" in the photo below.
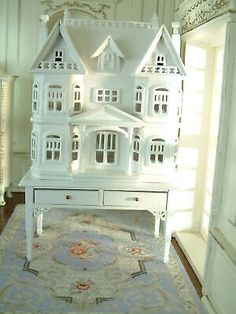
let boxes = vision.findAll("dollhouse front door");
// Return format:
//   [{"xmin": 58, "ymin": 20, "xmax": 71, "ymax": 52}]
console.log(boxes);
[{"xmin": 95, "ymin": 131, "xmax": 118, "ymax": 165}]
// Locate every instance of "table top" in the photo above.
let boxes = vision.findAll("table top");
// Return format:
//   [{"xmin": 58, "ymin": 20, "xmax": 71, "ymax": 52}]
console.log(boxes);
[{"xmin": 19, "ymin": 170, "xmax": 173, "ymax": 191}]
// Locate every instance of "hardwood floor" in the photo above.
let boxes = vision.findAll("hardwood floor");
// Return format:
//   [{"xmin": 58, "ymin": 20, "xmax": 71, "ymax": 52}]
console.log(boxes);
[{"xmin": 0, "ymin": 192, "xmax": 202, "ymax": 298}]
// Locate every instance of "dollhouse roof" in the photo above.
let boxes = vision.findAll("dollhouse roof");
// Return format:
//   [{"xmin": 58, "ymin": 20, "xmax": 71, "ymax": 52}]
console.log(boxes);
[
  {"xmin": 136, "ymin": 25, "xmax": 186, "ymax": 75},
  {"xmin": 70, "ymin": 105, "xmax": 144, "ymax": 127},
  {"xmin": 31, "ymin": 18, "xmax": 186, "ymax": 76},
  {"xmin": 30, "ymin": 21, "xmax": 87, "ymax": 73}
]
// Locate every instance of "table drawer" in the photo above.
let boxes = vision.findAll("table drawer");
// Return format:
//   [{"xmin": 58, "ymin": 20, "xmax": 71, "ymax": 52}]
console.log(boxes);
[
  {"xmin": 34, "ymin": 189, "xmax": 99, "ymax": 206},
  {"xmin": 103, "ymin": 190, "xmax": 167, "ymax": 209}
]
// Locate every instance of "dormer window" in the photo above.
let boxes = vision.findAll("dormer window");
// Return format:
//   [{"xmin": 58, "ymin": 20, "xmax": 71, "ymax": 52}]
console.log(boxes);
[
  {"xmin": 91, "ymin": 36, "xmax": 125, "ymax": 73},
  {"xmin": 156, "ymin": 55, "xmax": 166, "ymax": 67},
  {"xmin": 54, "ymin": 50, "xmax": 63, "ymax": 62},
  {"xmin": 153, "ymin": 88, "xmax": 169, "ymax": 114}
]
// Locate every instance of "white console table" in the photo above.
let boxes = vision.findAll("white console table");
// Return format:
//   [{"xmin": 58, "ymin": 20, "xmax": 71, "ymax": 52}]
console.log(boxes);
[{"xmin": 20, "ymin": 171, "xmax": 173, "ymax": 263}]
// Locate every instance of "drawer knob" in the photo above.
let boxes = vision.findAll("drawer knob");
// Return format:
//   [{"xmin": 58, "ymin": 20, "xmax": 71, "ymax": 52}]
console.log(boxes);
[
  {"xmin": 135, "ymin": 197, "xmax": 140, "ymax": 202},
  {"xmin": 65, "ymin": 195, "xmax": 72, "ymax": 200}
]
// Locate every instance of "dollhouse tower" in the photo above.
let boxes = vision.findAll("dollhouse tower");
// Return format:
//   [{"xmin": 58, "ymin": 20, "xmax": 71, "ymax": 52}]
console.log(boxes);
[{"xmin": 29, "ymin": 13, "xmax": 186, "ymax": 183}]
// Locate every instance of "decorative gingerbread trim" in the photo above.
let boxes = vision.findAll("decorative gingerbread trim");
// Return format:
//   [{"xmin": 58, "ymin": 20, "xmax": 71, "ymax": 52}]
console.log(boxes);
[
  {"xmin": 177, "ymin": 0, "xmax": 230, "ymax": 33},
  {"xmin": 33, "ymin": 207, "xmax": 49, "ymax": 217},
  {"xmin": 40, "ymin": 0, "xmax": 111, "ymax": 19}
]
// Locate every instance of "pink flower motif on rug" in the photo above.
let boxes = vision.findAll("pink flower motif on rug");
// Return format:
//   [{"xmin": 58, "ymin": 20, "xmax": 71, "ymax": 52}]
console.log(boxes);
[
  {"xmin": 75, "ymin": 281, "xmax": 91, "ymax": 291},
  {"xmin": 81, "ymin": 218, "xmax": 92, "ymax": 224},
  {"xmin": 32, "ymin": 242, "xmax": 45, "ymax": 250},
  {"xmin": 123, "ymin": 245, "xmax": 142, "ymax": 255},
  {"xmin": 130, "ymin": 246, "xmax": 142, "ymax": 254},
  {"xmin": 68, "ymin": 239, "xmax": 97, "ymax": 260}
]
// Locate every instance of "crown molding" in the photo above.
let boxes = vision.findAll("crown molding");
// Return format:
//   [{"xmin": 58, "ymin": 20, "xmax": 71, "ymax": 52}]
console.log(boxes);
[
  {"xmin": 40, "ymin": 0, "xmax": 114, "ymax": 19},
  {"xmin": 175, "ymin": 0, "xmax": 232, "ymax": 34}
]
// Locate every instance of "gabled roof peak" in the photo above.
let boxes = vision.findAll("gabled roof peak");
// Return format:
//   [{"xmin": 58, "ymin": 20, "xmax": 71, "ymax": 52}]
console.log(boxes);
[
  {"xmin": 71, "ymin": 105, "xmax": 144, "ymax": 127},
  {"xmin": 91, "ymin": 35, "xmax": 125, "ymax": 59}
]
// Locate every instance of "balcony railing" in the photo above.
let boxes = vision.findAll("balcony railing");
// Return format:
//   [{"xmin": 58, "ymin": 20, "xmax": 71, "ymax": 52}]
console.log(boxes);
[{"xmin": 38, "ymin": 61, "xmax": 78, "ymax": 70}]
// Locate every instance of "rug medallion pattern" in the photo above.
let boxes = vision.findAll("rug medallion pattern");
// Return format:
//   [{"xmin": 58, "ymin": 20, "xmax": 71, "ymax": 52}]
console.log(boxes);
[{"xmin": 0, "ymin": 206, "xmax": 206, "ymax": 314}]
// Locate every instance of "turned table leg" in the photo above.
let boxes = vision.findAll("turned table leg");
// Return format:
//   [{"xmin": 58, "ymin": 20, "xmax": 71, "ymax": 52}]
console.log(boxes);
[{"xmin": 25, "ymin": 187, "xmax": 33, "ymax": 262}]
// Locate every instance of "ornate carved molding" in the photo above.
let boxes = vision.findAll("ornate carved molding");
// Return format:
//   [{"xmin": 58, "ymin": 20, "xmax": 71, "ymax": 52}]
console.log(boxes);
[
  {"xmin": 40, "ymin": 0, "xmax": 111, "ymax": 19},
  {"xmin": 176, "ymin": 0, "xmax": 231, "ymax": 34}
]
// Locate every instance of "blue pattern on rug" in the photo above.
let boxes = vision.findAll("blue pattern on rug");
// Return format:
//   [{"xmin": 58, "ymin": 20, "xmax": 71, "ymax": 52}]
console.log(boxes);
[{"xmin": 0, "ymin": 206, "xmax": 206, "ymax": 314}]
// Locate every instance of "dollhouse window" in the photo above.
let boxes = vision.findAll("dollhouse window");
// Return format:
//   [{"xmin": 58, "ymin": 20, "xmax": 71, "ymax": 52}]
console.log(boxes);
[
  {"xmin": 72, "ymin": 134, "xmax": 79, "ymax": 161},
  {"xmin": 32, "ymin": 83, "xmax": 39, "ymax": 112},
  {"xmin": 156, "ymin": 55, "xmax": 166, "ymax": 67},
  {"xmin": 48, "ymin": 85, "xmax": 63, "ymax": 112},
  {"xmin": 134, "ymin": 86, "xmax": 144, "ymax": 113},
  {"xmin": 73, "ymin": 85, "xmax": 81, "ymax": 113},
  {"xmin": 45, "ymin": 135, "xmax": 61, "ymax": 161},
  {"xmin": 133, "ymin": 135, "xmax": 140, "ymax": 161},
  {"xmin": 31, "ymin": 132, "xmax": 37, "ymax": 160},
  {"xmin": 96, "ymin": 89, "xmax": 119, "ymax": 103},
  {"xmin": 150, "ymin": 138, "xmax": 165, "ymax": 163},
  {"xmin": 153, "ymin": 88, "xmax": 169, "ymax": 114},
  {"xmin": 54, "ymin": 50, "xmax": 63, "ymax": 62},
  {"xmin": 95, "ymin": 131, "xmax": 117, "ymax": 164}
]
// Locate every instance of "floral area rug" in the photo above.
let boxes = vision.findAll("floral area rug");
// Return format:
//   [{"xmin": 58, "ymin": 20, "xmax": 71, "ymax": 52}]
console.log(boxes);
[{"xmin": 0, "ymin": 205, "xmax": 206, "ymax": 314}]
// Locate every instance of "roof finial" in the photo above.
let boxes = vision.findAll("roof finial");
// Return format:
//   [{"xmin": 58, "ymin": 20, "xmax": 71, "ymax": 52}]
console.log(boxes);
[
  {"xmin": 151, "ymin": 13, "xmax": 159, "ymax": 29},
  {"xmin": 63, "ymin": 8, "xmax": 70, "ymax": 24}
]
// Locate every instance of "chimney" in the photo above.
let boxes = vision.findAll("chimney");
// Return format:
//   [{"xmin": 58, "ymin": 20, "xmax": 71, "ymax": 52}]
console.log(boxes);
[
  {"xmin": 151, "ymin": 13, "xmax": 159, "ymax": 30},
  {"xmin": 172, "ymin": 21, "xmax": 181, "ymax": 55}
]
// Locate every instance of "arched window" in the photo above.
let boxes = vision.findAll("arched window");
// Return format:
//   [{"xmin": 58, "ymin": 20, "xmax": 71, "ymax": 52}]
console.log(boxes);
[
  {"xmin": 73, "ymin": 85, "xmax": 81, "ymax": 113},
  {"xmin": 48, "ymin": 85, "xmax": 63, "ymax": 112},
  {"xmin": 32, "ymin": 83, "xmax": 39, "ymax": 112},
  {"xmin": 45, "ymin": 135, "xmax": 61, "ymax": 161},
  {"xmin": 134, "ymin": 86, "xmax": 144, "ymax": 113},
  {"xmin": 150, "ymin": 138, "xmax": 165, "ymax": 164},
  {"xmin": 31, "ymin": 132, "xmax": 37, "ymax": 161},
  {"xmin": 153, "ymin": 88, "xmax": 169, "ymax": 114},
  {"xmin": 72, "ymin": 134, "xmax": 79, "ymax": 161},
  {"xmin": 95, "ymin": 131, "xmax": 117, "ymax": 164},
  {"xmin": 156, "ymin": 54, "xmax": 166, "ymax": 67},
  {"xmin": 133, "ymin": 135, "xmax": 140, "ymax": 162}
]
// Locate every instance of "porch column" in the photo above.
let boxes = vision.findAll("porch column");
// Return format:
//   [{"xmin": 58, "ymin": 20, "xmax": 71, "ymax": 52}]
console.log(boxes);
[
  {"xmin": 126, "ymin": 127, "xmax": 134, "ymax": 174},
  {"xmin": 78, "ymin": 125, "xmax": 86, "ymax": 173}
]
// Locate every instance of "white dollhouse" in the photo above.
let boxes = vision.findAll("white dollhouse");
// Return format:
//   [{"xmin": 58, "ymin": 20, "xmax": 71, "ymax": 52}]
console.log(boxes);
[
  {"xmin": 29, "ymin": 12, "xmax": 186, "ymax": 182},
  {"xmin": 20, "ymin": 12, "xmax": 186, "ymax": 263}
]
